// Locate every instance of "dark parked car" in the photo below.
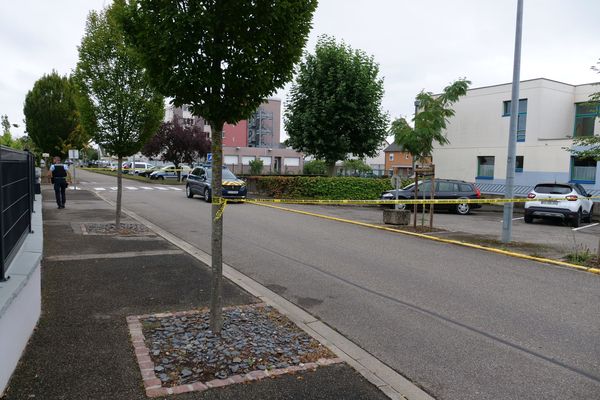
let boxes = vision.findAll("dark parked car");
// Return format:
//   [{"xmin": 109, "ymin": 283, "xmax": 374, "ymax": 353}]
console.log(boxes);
[
  {"xmin": 381, "ymin": 179, "xmax": 481, "ymax": 215},
  {"xmin": 186, "ymin": 166, "xmax": 247, "ymax": 202}
]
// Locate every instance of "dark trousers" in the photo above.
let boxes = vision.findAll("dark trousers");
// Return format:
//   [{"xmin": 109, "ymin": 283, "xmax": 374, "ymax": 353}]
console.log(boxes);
[{"xmin": 53, "ymin": 179, "xmax": 67, "ymax": 207}]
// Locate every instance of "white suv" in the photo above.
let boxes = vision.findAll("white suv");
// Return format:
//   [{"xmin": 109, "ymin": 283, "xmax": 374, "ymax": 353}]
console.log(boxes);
[{"xmin": 524, "ymin": 183, "xmax": 594, "ymax": 227}]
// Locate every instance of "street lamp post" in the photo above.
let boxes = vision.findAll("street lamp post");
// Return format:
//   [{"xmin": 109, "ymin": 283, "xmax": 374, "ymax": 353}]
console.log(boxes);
[{"xmin": 502, "ymin": 0, "xmax": 524, "ymax": 243}]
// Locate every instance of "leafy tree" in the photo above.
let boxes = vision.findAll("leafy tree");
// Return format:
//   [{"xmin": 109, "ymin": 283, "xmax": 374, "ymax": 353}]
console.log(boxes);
[
  {"xmin": 342, "ymin": 159, "xmax": 372, "ymax": 176},
  {"xmin": 23, "ymin": 72, "xmax": 86, "ymax": 157},
  {"xmin": 142, "ymin": 121, "xmax": 210, "ymax": 180},
  {"xmin": 569, "ymin": 59, "xmax": 600, "ymax": 159},
  {"xmin": 0, "ymin": 115, "xmax": 22, "ymax": 149},
  {"xmin": 119, "ymin": 0, "xmax": 317, "ymax": 332},
  {"xmin": 285, "ymin": 36, "xmax": 389, "ymax": 176},
  {"xmin": 248, "ymin": 158, "xmax": 264, "ymax": 175},
  {"xmin": 74, "ymin": 5, "xmax": 164, "ymax": 229},
  {"xmin": 303, "ymin": 159, "xmax": 327, "ymax": 175},
  {"xmin": 391, "ymin": 78, "xmax": 471, "ymax": 170}
]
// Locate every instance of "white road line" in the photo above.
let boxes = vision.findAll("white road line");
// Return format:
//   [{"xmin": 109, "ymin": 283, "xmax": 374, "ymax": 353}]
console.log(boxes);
[
  {"xmin": 139, "ymin": 187, "xmax": 153, "ymax": 190},
  {"xmin": 572, "ymin": 222, "xmax": 599, "ymax": 232},
  {"xmin": 166, "ymin": 186, "xmax": 182, "ymax": 191},
  {"xmin": 125, "ymin": 186, "xmax": 139, "ymax": 190},
  {"xmin": 94, "ymin": 187, "xmax": 106, "ymax": 191},
  {"xmin": 513, "ymin": 217, "xmax": 524, "ymax": 221},
  {"xmin": 156, "ymin": 187, "xmax": 169, "ymax": 191},
  {"xmin": 110, "ymin": 187, "xmax": 118, "ymax": 191}
]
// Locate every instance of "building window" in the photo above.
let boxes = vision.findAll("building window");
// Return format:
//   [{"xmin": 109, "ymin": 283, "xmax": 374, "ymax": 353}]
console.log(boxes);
[
  {"xmin": 515, "ymin": 156, "xmax": 524, "ymax": 173},
  {"xmin": 405, "ymin": 153, "xmax": 410, "ymax": 159},
  {"xmin": 574, "ymin": 103, "xmax": 599, "ymax": 137},
  {"xmin": 503, "ymin": 99, "xmax": 527, "ymax": 142},
  {"xmin": 224, "ymin": 155, "xmax": 238, "ymax": 165},
  {"xmin": 241, "ymin": 156, "xmax": 255, "ymax": 165},
  {"xmin": 284, "ymin": 157, "xmax": 300, "ymax": 167},
  {"xmin": 259, "ymin": 156, "xmax": 272, "ymax": 166},
  {"xmin": 389, "ymin": 153, "xmax": 394, "ymax": 161},
  {"xmin": 477, "ymin": 156, "xmax": 495, "ymax": 179},
  {"xmin": 571, "ymin": 157, "xmax": 596, "ymax": 183}
]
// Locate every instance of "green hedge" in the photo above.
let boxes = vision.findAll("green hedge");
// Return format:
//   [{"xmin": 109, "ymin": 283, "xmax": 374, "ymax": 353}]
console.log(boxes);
[{"xmin": 252, "ymin": 176, "xmax": 394, "ymax": 199}]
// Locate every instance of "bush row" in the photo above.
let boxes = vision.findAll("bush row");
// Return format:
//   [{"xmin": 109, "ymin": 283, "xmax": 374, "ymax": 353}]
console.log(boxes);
[{"xmin": 248, "ymin": 176, "xmax": 396, "ymax": 199}]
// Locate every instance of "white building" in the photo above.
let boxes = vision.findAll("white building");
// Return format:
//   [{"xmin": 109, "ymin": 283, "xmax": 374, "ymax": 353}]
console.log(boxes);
[{"xmin": 432, "ymin": 78, "xmax": 600, "ymax": 194}]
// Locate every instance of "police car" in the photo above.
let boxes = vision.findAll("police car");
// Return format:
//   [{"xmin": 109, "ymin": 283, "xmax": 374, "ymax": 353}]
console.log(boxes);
[{"xmin": 185, "ymin": 165, "xmax": 247, "ymax": 202}]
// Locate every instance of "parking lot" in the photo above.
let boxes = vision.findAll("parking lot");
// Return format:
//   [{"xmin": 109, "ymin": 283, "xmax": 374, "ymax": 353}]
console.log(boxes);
[{"xmin": 275, "ymin": 203, "xmax": 600, "ymax": 259}]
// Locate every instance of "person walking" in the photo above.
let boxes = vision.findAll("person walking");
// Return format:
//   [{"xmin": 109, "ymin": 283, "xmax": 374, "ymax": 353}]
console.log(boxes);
[{"xmin": 48, "ymin": 156, "xmax": 71, "ymax": 209}]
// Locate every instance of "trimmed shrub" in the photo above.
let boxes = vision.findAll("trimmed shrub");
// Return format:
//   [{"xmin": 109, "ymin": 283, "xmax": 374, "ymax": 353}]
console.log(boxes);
[{"xmin": 252, "ymin": 176, "xmax": 393, "ymax": 199}]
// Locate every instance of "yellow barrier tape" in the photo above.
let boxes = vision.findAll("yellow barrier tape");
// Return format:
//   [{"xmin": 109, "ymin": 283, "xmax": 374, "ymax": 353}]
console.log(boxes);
[
  {"xmin": 213, "ymin": 197, "xmax": 227, "ymax": 222},
  {"xmin": 80, "ymin": 167, "xmax": 190, "ymax": 172},
  {"xmin": 243, "ymin": 196, "xmax": 600, "ymax": 206}
]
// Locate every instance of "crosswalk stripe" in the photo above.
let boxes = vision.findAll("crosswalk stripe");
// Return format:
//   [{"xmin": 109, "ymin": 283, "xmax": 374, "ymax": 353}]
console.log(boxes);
[
  {"xmin": 125, "ymin": 186, "xmax": 139, "ymax": 190},
  {"xmin": 95, "ymin": 187, "xmax": 106, "ymax": 191},
  {"xmin": 110, "ymin": 187, "xmax": 118, "ymax": 191},
  {"xmin": 156, "ymin": 187, "xmax": 169, "ymax": 191},
  {"xmin": 140, "ymin": 187, "xmax": 153, "ymax": 190},
  {"xmin": 166, "ymin": 186, "xmax": 182, "ymax": 191}
]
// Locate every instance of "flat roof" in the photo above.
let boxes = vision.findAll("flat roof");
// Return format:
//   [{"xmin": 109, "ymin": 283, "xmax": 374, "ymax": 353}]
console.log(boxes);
[{"xmin": 466, "ymin": 77, "xmax": 599, "ymax": 92}]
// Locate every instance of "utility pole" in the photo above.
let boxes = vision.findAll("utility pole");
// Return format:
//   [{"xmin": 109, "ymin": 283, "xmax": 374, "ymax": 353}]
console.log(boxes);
[{"xmin": 502, "ymin": 0, "xmax": 524, "ymax": 243}]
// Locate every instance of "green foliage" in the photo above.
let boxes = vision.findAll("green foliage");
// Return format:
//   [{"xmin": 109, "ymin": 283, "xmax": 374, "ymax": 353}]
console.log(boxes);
[
  {"xmin": 303, "ymin": 159, "xmax": 327, "ymax": 175},
  {"xmin": 569, "ymin": 59, "xmax": 600, "ymax": 160},
  {"xmin": 73, "ymin": 5, "xmax": 164, "ymax": 158},
  {"xmin": 254, "ymin": 176, "xmax": 392, "ymax": 200},
  {"xmin": 342, "ymin": 159, "xmax": 372, "ymax": 175},
  {"xmin": 285, "ymin": 36, "xmax": 389, "ymax": 174},
  {"xmin": 84, "ymin": 147, "xmax": 99, "ymax": 160},
  {"xmin": 23, "ymin": 72, "xmax": 86, "ymax": 157},
  {"xmin": 0, "ymin": 115, "xmax": 24, "ymax": 150},
  {"xmin": 248, "ymin": 158, "xmax": 264, "ymax": 175},
  {"xmin": 391, "ymin": 78, "xmax": 470, "ymax": 160}
]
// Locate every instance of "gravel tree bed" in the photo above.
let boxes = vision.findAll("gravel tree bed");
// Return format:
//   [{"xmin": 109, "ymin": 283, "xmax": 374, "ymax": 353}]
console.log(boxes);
[
  {"xmin": 141, "ymin": 305, "xmax": 335, "ymax": 386},
  {"xmin": 83, "ymin": 223, "xmax": 150, "ymax": 235}
]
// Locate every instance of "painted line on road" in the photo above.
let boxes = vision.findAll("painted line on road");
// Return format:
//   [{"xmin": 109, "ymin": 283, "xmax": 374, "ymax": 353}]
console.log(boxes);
[
  {"xmin": 166, "ymin": 186, "xmax": 182, "ymax": 191},
  {"xmin": 140, "ymin": 187, "xmax": 153, "ymax": 190},
  {"xmin": 95, "ymin": 192, "xmax": 431, "ymax": 400},
  {"xmin": 155, "ymin": 187, "xmax": 169, "ymax": 191},
  {"xmin": 125, "ymin": 186, "xmax": 139, "ymax": 190},
  {"xmin": 572, "ymin": 223, "xmax": 599, "ymax": 232},
  {"xmin": 251, "ymin": 203, "xmax": 600, "ymax": 276},
  {"xmin": 94, "ymin": 187, "xmax": 106, "ymax": 191}
]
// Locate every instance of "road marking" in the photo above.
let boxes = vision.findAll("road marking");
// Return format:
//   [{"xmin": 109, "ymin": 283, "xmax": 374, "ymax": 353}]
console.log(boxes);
[
  {"xmin": 513, "ymin": 217, "xmax": 524, "ymax": 221},
  {"xmin": 140, "ymin": 187, "xmax": 153, "ymax": 190},
  {"xmin": 125, "ymin": 186, "xmax": 139, "ymax": 190},
  {"xmin": 110, "ymin": 187, "xmax": 118, "ymax": 191},
  {"xmin": 572, "ymin": 223, "xmax": 599, "ymax": 232},
  {"xmin": 94, "ymin": 187, "xmax": 106, "ymax": 191},
  {"xmin": 250, "ymin": 202, "xmax": 600, "ymax": 276},
  {"xmin": 166, "ymin": 186, "xmax": 182, "ymax": 191},
  {"xmin": 156, "ymin": 187, "xmax": 169, "ymax": 191}
]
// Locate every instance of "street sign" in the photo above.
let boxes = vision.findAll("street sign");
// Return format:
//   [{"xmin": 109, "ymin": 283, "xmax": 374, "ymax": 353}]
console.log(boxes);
[
  {"xmin": 42, "ymin": 152, "xmax": 50, "ymax": 158},
  {"xmin": 206, "ymin": 153, "xmax": 212, "ymax": 162},
  {"xmin": 390, "ymin": 175, "xmax": 402, "ymax": 188},
  {"xmin": 68, "ymin": 149, "xmax": 80, "ymax": 160}
]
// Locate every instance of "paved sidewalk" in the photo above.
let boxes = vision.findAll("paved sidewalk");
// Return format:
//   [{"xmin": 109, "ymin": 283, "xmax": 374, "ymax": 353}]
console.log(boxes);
[{"xmin": 1, "ymin": 189, "xmax": 388, "ymax": 400}]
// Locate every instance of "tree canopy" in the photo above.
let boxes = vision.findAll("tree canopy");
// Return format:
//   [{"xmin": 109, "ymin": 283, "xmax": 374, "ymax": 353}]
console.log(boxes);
[
  {"xmin": 391, "ymin": 78, "xmax": 471, "ymax": 162},
  {"xmin": 118, "ymin": 0, "xmax": 318, "ymax": 332},
  {"xmin": 74, "ymin": 4, "xmax": 164, "ymax": 228},
  {"xmin": 142, "ymin": 121, "xmax": 210, "ymax": 176},
  {"xmin": 285, "ymin": 36, "xmax": 389, "ymax": 175},
  {"xmin": 569, "ymin": 59, "xmax": 600, "ymax": 160},
  {"xmin": 23, "ymin": 72, "xmax": 86, "ymax": 157}
]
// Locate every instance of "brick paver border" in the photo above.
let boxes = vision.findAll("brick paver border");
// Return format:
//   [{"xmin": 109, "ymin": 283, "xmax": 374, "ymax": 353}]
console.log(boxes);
[{"xmin": 126, "ymin": 305, "xmax": 344, "ymax": 398}]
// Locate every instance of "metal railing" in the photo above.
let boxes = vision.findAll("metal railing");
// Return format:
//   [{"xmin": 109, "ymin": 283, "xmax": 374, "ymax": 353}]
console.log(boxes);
[{"xmin": 1, "ymin": 146, "xmax": 35, "ymax": 282}]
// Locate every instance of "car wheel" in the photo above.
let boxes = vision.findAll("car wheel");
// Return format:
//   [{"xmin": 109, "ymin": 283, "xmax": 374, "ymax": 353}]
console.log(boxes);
[
  {"xmin": 158, "ymin": 176, "xmax": 164, "ymax": 180},
  {"xmin": 203, "ymin": 188, "xmax": 212, "ymax": 203},
  {"xmin": 456, "ymin": 200, "xmax": 470, "ymax": 215},
  {"xmin": 584, "ymin": 205, "xmax": 593, "ymax": 223},
  {"xmin": 524, "ymin": 214, "xmax": 533, "ymax": 223},
  {"xmin": 186, "ymin": 184, "xmax": 194, "ymax": 199},
  {"xmin": 571, "ymin": 209, "xmax": 582, "ymax": 228}
]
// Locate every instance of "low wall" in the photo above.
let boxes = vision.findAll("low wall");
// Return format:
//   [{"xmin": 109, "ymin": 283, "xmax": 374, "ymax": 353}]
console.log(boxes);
[{"xmin": 0, "ymin": 195, "xmax": 42, "ymax": 395}]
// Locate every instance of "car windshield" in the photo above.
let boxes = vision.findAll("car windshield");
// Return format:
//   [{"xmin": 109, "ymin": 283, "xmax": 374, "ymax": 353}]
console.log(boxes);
[
  {"xmin": 534, "ymin": 184, "xmax": 572, "ymax": 194},
  {"xmin": 206, "ymin": 169, "xmax": 238, "ymax": 180}
]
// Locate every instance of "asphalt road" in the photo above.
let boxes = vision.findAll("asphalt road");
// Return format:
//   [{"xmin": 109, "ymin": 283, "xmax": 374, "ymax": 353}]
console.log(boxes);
[{"xmin": 74, "ymin": 170, "xmax": 600, "ymax": 400}]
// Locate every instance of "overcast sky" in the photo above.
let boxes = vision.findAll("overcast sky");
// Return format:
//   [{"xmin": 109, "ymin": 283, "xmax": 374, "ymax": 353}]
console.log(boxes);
[{"xmin": 1, "ymin": 0, "xmax": 599, "ymax": 139}]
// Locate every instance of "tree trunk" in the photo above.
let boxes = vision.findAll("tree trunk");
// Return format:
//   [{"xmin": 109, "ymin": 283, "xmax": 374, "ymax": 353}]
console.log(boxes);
[
  {"xmin": 209, "ymin": 122, "xmax": 224, "ymax": 333},
  {"xmin": 327, "ymin": 162, "xmax": 336, "ymax": 177},
  {"xmin": 116, "ymin": 156, "xmax": 123, "ymax": 230}
]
